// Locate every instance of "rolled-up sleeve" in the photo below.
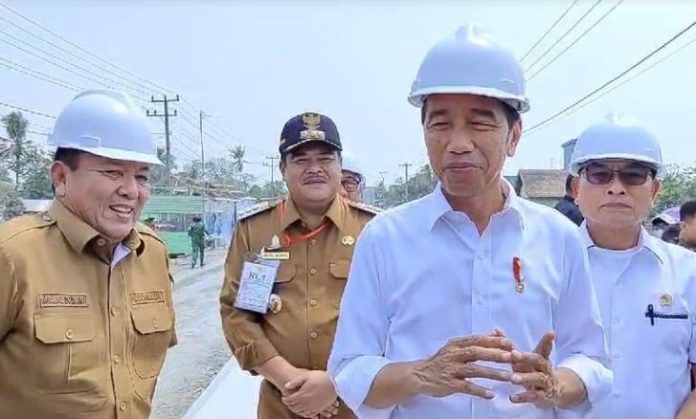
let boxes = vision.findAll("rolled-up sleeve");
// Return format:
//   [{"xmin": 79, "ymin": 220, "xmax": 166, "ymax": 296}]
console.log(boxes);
[
  {"xmin": 555, "ymin": 228, "xmax": 613, "ymax": 412},
  {"xmin": 219, "ymin": 221, "xmax": 279, "ymax": 371},
  {"xmin": 328, "ymin": 221, "xmax": 395, "ymax": 418}
]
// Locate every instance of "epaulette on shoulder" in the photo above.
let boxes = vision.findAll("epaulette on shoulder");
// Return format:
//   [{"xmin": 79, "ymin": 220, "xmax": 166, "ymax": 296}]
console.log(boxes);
[
  {"xmin": 135, "ymin": 222, "xmax": 165, "ymax": 245},
  {"xmin": 0, "ymin": 212, "xmax": 55, "ymax": 244},
  {"xmin": 237, "ymin": 200, "xmax": 280, "ymax": 222},
  {"xmin": 346, "ymin": 201, "xmax": 382, "ymax": 215}
]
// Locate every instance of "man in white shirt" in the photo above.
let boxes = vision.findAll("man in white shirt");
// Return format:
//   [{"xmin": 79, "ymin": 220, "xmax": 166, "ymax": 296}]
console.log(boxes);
[
  {"xmin": 569, "ymin": 114, "xmax": 696, "ymax": 419},
  {"xmin": 327, "ymin": 23, "xmax": 611, "ymax": 419}
]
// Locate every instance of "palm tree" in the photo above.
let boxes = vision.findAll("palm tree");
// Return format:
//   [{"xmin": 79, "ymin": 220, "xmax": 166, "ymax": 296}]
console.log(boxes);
[
  {"xmin": 1, "ymin": 111, "xmax": 29, "ymax": 190},
  {"xmin": 229, "ymin": 145, "xmax": 245, "ymax": 173}
]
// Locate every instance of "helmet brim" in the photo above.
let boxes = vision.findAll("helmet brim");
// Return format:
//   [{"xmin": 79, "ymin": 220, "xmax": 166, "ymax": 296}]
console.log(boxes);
[{"xmin": 408, "ymin": 85, "xmax": 530, "ymax": 113}]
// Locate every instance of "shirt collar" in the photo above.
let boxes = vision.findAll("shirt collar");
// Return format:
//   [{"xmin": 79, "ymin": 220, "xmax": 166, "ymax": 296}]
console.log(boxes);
[
  {"xmin": 48, "ymin": 199, "xmax": 144, "ymax": 256},
  {"xmin": 279, "ymin": 195, "xmax": 346, "ymax": 232},
  {"xmin": 580, "ymin": 222, "xmax": 665, "ymax": 264},
  {"xmin": 422, "ymin": 178, "xmax": 525, "ymax": 231}
]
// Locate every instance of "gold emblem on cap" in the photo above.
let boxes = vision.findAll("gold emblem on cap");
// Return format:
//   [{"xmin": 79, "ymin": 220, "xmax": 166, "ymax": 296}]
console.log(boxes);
[
  {"xmin": 268, "ymin": 294, "xmax": 283, "ymax": 314},
  {"xmin": 300, "ymin": 113, "xmax": 326, "ymax": 140},
  {"xmin": 341, "ymin": 235, "xmax": 355, "ymax": 246},
  {"xmin": 659, "ymin": 293, "xmax": 673, "ymax": 307}
]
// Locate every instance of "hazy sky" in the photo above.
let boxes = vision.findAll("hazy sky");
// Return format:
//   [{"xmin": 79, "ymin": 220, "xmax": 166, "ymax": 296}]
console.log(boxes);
[{"xmin": 2, "ymin": 0, "xmax": 695, "ymax": 186}]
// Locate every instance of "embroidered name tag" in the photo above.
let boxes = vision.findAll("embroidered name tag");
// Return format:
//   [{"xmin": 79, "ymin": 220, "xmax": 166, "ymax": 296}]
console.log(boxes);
[
  {"xmin": 131, "ymin": 290, "xmax": 165, "ymax": 305},
  {"xmin": 39, "ymin": 293, "xmax": 88, "ymax": 307}
]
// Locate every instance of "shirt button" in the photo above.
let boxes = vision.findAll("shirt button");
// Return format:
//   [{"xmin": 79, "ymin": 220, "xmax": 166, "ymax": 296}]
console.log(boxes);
[
  {"xmin": 613, "ymin": 352, "xmax": 622, "ymax": 360},
  {"xmin": 112, "ymin": 355, "xmax": 121, "ymax": 364},
  {"xmin": 310, "ymin": 239, "xmax": 317, "ymax": 246},
  {"xmin": 613, "ymin": 318, "xmax": 621, "ymax": 325},
  {"xmin": 310, "ymin": 299, "xmax": 318, "ymax": 307},
  {"xmin": 152, "ymin": 319, "xmax": 160, "ymax": 330},
  {"xmin": 41, "ymin": 215, "xmax": 52, "ymax": 222},
  {"xmin": 476, "ymin": 253, "xmax": 484, "ymax": 260},
  {"xmin": 119, "ymin": 401, "xmax": 127, "ymax": 411},
  {"xmin": 309, "ymin": 268, "xmax": 317, "ymax": 275},
  {"xmin": 65, "ymin": 329, "xmax": 74, "ymax": 340},
  {"xmin": 110, "ymin": 306, "xmax": 119, "ymax": 316},
  {"xmin": 310, "ymin": 331, "xmax": 318, "ymax": 339},
  {"xmin": 96, "ymin": 238, "xmax": 106, "ymax": 246}
]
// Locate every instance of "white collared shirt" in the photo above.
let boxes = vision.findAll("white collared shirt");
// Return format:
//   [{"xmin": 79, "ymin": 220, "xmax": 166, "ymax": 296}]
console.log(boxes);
[
  {"xmin": 328, "ymin": 184, "xmax": 612, "ymax": 419},
  {"xmin": 580, "ymin": 224, "xmax": 696, "ymax": 419}
]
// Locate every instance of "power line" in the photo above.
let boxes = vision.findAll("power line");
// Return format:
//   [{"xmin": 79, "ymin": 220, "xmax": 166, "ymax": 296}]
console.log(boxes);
[
  {"xmin": 524, "ymin": 0, "xmax": 604, "ymax": 72},
  {"xmin": 0, "ymin": 2, "xmax": 175, "ymax": 96},
  {"xmin": 533, "ymin": 35, "xmax": 696, "ymax": 131},
  {"xmin": 519, "ymin": 0, "xmax": 581, "ymax": 63},
  {"xmin": 528, "ymin": 0, "xmax": 624, "ymax": 81},
  {"xmin": 0, "ymin": 56, "xmax": 83, "ymax": 91},
  {"xmin": 525, "ymin": 20, "xmax": 696, "ymax": 135},
  {"xmin": 0, "ymin": 29, "xmax": 152, "ymax": 99},
  {"xmin": 0, "ymin": 100, "xmax": 56, "ymax": 118}
]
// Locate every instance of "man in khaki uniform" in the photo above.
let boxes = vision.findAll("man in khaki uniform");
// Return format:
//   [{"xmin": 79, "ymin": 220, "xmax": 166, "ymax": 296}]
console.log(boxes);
[
  {"xmin": 220, "ymin": 112, "xmax": 376, "ymax": 419},
  {"xmin": 0, "ymin": 90, "xmax": 176, "ymax": 419}
]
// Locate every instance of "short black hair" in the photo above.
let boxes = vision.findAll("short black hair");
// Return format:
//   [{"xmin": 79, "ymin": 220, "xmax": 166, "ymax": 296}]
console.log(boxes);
[
  {"xmin": 661, "ymin": 223, "xmax": 681, "ymax": 244},
  {"xmin": 193, "ymin": 216, "xmax": 202, "ymax": 222},
  {"xmin": 680, "ymin": 200, "xmax": 696, "ymax": 221},
  {"xmin": 54, "ymin": 148, "xmax": 85, "ymax": 170},
  {"xmin": 420, "ymin": 97, "xmax": 520, "ymax": 129}
]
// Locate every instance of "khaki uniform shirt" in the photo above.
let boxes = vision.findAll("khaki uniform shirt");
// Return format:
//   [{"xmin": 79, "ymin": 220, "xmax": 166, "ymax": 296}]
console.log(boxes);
[
  {"xmin": 0, "ymin": 200, "xmax": 177, "ymax": 419},
  {"xmin": 220, "ymin": 195, "xmax": 375, "ymax": 418}
]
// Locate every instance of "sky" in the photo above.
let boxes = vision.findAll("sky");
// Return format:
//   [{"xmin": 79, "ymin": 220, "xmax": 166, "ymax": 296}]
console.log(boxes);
[{"xmin": 2, "ymin": 0, "xmax": 695, "ymax": 186}]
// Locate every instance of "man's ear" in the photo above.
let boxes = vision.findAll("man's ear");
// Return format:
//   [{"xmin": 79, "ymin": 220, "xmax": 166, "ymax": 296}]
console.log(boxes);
[{"xmin": 51, "ymin": 161, "xmax": 69, "ymax": 197}]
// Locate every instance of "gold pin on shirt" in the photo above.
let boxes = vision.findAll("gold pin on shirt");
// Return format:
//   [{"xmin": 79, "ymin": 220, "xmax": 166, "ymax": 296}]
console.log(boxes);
[{"xmin": 659, "ymin": 293, "xmax": 673, "ymax": 307}]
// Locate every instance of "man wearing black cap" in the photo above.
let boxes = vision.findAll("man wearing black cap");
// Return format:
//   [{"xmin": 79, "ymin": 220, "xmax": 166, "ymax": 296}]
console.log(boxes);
[{"xmin": 220, "ymin": 112, "xmax": 376, "ymax": 419}]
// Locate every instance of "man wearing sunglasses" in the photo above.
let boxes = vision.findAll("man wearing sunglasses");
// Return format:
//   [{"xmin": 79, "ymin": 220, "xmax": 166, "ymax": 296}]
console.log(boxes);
[{"xmin": 570, "ymin": 113, "xmax": 696, "ymax": 419}]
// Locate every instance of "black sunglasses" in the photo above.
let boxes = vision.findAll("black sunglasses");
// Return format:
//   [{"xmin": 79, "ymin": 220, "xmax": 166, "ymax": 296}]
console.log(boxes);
[{"xmin": 581, "ymin": 163, "xmax": 656, "ymax": 186}]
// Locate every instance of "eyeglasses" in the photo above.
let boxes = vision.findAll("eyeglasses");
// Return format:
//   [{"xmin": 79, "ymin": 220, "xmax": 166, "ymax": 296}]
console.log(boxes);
[{"xmin": 581, "ymin": 163, "xmax": 655, "ymax": 186}]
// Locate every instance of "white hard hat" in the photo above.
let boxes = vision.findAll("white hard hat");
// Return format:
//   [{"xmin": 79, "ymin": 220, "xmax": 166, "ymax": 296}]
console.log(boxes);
[
  {"xmin": 570, "ymin": 113, "xmax": 664, "ymax": 177},
  {"xmin": 341, "ymin": 150, "xmax": 364, "ymax": 179},
  {"xmin": 48, "ymin": 89, "xmax": 162, "ymax": 165},
  {"xmin": 409, "ymin": 23, "xmax": 529, "ymax": 113}
]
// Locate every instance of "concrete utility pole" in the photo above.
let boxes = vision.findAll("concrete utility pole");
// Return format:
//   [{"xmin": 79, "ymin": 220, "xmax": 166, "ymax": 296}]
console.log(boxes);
[
  {"xmin": 265, "ymin": 155, "xmax": 279, "ymax": 198},
  {"xmin": 147, "ymin": 94, "xmax": 180, "ymax": 179},
  {"xmin": 400, "ymin": 162, "xmax": 412, "ymax": 201}
]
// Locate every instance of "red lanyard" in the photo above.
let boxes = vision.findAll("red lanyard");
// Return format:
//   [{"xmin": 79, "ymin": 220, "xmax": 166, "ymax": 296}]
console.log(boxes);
[{"xmin": 279, "ymin": 200, "xmax": 330, "ymax": 248}]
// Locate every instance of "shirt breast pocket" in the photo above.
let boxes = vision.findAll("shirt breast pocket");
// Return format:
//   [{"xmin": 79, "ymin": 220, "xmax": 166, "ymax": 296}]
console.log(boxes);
[
  {"xmin": 329, "ymin": 259, "xmax": 350, "ymax": 309},
  {"xmin": 33, "ymin": 313, "xmax": 104, "ymax": 394},
  {"xmin": 129, "ymin": 306, "xmax": 174, "ymax": 380},
  {"xmin": 646, "ymin": 304, "xmax": 692, "ymax": 355}
]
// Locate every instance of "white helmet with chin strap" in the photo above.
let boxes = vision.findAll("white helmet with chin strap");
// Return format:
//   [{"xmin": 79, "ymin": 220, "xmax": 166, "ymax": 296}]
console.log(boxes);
[
  {"xmin": 48, "ymin": 89, "xmax": 162, "ymax": 165},
  {"xmin": 408, "ymin": 23, "xmax": 529, "ymax": 113}
]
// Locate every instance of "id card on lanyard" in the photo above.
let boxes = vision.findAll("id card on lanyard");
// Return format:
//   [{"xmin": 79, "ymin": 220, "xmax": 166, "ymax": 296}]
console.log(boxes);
[{"xmin": 234, "ymin": 257, "xmax": 281, "ymax": 314}]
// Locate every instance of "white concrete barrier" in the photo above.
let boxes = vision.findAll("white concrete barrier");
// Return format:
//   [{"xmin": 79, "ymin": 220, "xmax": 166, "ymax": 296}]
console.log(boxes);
[{"xmin": 183, "ymin": 359, "xmax": 262, "ymax": 419}]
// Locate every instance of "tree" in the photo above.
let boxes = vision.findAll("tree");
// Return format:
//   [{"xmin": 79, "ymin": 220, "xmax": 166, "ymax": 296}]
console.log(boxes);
[
  {"xmin": 19, "ymin": 148, "xmax": 53, "ymax": 199},
  {"xmin": 151, "ymin": 147, "xmax": 177, "ymax": 189},
  {"xmin": 1, "ymin": 111, "xmax": 29, "ymax": 190},
  {"xmin": 0, "ymin": 189, "xmax": 24, "ymax": 221},
  {"xmin": 230, "ymin": 145, "xmax": 246, "ymax": 173},
  {"xmin": 656, "ymin": 165, "xmax": 696, "ymax": 213}
]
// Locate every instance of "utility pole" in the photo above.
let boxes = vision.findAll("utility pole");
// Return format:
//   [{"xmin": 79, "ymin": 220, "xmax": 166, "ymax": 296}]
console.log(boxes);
[
  {"xmin": 265, "ymin": 155, "xmax": 279, "ymax": 198},
  {"xmin": 400, "ymin": 163, "xmax": 412, "ymax": 201},
  {"xmin": 146, "ymin": 94, "xmax": 179, "ymax": 180},
  {"xmin": 199, "ymin": 111, "xmax": 207, "ymax": 181}
]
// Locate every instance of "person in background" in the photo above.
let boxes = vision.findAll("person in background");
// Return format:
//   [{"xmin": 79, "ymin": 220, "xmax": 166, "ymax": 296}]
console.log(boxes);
[
  {"xmin": 188, "ymin": 215, "xmax": 209, "ymax": 268},
  {"xmin": 679, "ymin": 199, "xmax": 696, "ymax": 251},
  {"xmin": 554, "ymin": 174, "xmax": 584, "ymax": 226}
]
